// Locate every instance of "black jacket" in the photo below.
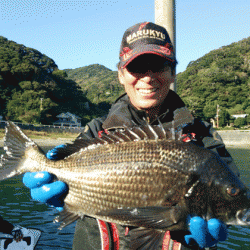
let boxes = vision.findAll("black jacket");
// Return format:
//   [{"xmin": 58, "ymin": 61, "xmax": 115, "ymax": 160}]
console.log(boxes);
[{"xmin": 85, "ymin": 90, "xmax": 185, "ymax": 135}]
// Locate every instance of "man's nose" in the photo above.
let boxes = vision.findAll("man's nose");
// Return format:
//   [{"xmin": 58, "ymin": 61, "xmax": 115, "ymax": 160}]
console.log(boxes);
[{"xmin": 140, "ymin": 71, "xmax": 156, "ymax": 82}]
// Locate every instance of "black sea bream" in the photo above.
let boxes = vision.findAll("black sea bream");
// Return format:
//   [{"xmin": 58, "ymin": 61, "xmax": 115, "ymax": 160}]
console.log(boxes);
[{"xmin": 1, "ymin": 122, "xmax": 250, "ymax": 248}]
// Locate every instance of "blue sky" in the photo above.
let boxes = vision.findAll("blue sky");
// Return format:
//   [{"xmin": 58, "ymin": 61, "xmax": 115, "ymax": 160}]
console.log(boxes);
[{"xmin": 1, "ymin": 0, "xmax": 249, "ymax": 73}]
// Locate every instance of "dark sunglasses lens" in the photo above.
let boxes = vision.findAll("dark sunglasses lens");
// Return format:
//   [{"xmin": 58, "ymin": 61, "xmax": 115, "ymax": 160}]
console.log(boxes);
[
  {"xmin": 127, "ymin": 60, "xmax": 167, "ymax": 74},
  {"xmin": 127, "ymin": 64, "xmax": 147, "ymax": 74}
]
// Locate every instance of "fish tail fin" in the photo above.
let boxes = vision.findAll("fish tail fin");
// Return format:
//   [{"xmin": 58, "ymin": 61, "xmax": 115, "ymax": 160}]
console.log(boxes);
[{"xmin": 0, "ymin": 121, "xmax": 44, "ymax": 180}]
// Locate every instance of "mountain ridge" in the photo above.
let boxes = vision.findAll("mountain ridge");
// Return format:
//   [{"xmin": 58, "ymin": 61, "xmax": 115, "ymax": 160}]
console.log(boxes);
[{"xmin": 1, "ymin": 35, "xmax": 249, "ymax": 126}]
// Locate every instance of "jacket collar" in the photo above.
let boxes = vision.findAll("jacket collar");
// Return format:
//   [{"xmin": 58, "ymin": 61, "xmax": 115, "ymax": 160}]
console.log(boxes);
[{"xmin": 102, "ymin": 90, "xmax": 193, "ymax": 130}]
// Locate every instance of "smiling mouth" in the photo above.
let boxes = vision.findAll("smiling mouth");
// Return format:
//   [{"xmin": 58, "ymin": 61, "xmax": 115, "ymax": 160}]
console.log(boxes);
[{"xmin": 137, "ymin": 88, "xmax": 158, "ymax": 94}]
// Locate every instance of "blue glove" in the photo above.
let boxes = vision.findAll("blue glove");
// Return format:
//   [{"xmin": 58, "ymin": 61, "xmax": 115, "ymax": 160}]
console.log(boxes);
[
  {"xmin": 185, "ymin": 216, "xmax": 228, "ymax": 248},
  {"xmin": 46, "ymin": 144, "xmax": 67, "ymax": 160},
  {"xmin": 23, "ymin": 144, "xmax": 68, "ymax": 211}
]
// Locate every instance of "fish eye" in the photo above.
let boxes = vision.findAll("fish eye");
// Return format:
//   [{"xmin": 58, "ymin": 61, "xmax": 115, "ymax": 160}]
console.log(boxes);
[{"xmin": 227, "ymin": 187, "xmax": 240, "ymax": 197}]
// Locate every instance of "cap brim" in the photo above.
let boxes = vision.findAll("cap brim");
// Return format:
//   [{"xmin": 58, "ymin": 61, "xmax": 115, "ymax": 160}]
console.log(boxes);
[{"xmin": 120, "ymin": 44, "xmax": 175, "ymax": 68}]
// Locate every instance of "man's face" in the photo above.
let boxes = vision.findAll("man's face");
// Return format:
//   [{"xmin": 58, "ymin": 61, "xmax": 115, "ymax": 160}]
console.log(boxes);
[{"xmin": 118, "ymin": 54, "xmax": 175, "ymax": 111}]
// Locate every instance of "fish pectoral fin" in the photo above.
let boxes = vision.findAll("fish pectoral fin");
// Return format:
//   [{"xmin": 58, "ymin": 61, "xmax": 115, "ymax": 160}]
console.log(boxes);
[
  {"xmin": 54, "ymin": 205, "xmax": 81, "ymax": 230},
  {"xmin": 98, "ymin": 205, "xmax": 184, "ymax": 229},
  {"xmin": 129, "ymin": 227, "xmax": 165, "ymax": 250}
]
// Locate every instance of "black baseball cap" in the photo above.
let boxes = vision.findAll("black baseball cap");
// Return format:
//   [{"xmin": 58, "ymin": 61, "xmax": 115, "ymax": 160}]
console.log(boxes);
[{"xmin": 119, "ymin": 22, "xmax": 176, "ymax": 68}]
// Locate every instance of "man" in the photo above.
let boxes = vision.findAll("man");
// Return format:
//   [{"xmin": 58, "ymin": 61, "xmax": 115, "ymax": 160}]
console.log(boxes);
[{"xmin": 23, "ymin": 22, "xmax": 232, "ymax": 249}]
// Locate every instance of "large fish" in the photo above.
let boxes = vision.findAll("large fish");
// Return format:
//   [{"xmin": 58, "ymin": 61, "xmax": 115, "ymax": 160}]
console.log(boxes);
[{"xmin": 1, "ymin": 121, "xmax": 250, "ymax": 249}]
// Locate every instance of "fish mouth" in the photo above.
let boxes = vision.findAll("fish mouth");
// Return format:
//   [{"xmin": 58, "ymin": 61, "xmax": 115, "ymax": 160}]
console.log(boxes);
[{"xmin": 236, "ymin": 209, "xmax": 250, "ymax": 225}]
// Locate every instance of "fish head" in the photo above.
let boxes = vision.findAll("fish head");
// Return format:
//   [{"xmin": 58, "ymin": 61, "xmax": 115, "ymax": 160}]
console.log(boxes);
[
  {"xmin": 210, "ymin": 181, "xmax": 250, "ymax": 226},
  {"xmin": 206, "ymin": 158, "xmax": 250, "ymax": 226}
]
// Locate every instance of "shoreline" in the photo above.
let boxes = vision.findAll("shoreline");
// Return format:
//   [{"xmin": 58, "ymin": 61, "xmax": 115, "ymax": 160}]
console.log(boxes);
[
  {"xmin": 217, "ymin": 130, "xmax": 250, "ymax": 148},
  {"xmin": 0, "ymin": 130, "xmax": 249, "ymax": 148},
  {"xmin": 221, "ymin": 143, "xmax": 250, "ymax": 149},
  {"xmin": 0, "ymin": 138, "xmax": 74, "ymax": 148}
]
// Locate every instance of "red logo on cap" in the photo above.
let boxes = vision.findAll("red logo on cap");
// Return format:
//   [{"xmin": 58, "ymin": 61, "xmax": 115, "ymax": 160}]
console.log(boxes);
[
  {"xmin": 120, "ymin": 47, "xmax": 134, "ymax": 61},
  {"xmin": 139, "ymin": 22, "xmax": 149, "ymax": 30},
  {"xmin": 165, "ymin": 43, "xmax": 174, "ymax": 53},
  {"xmin": 154, "ymin": 46, "xmax": 172, "ymax": 55}
]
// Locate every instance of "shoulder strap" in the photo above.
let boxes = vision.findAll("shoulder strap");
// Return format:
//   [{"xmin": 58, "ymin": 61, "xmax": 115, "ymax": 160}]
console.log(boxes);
[
  {"xmin": 97, "ymin": 220, "xmax": 112, "ymax": 250},
  {"xmin": 162, "ymin": 231, "xmax": 182, "ymax": 250},
  {"xmin": 97, "ymin": 220, "xmax": 121, "ymax": 250}
]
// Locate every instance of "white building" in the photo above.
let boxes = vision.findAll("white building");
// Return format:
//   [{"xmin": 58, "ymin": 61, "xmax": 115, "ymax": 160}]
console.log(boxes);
[
  {"xmin": 53, "ymin": 112, "xmax": 81, "ymax": 127},
  {"xmin": 232, "ymin": 114, "xmax": 248, "ymax": 119}
]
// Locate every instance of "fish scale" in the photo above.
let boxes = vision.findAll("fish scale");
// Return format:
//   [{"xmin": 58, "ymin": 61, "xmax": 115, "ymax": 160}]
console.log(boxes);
[
  {"xmin": 26, "ymin": 138, "xmax": 199, "ymax": 215},
  {"xmin": 58, "ymin": 155, "xmax": 191, "ymax": 219},
  {"xmin": 1, "ymin": 121, "xmax": 250, "ymax": 249}
]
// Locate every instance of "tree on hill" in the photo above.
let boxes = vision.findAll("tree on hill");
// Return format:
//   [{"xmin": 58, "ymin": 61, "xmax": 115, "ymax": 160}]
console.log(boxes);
[
  {"xmin": 246, "ymin": 115, "xmax": 250, "ymax": 125},
  {"xmin": 176, "ymin": 36, "xmax": 250, "ymax": 122},
  {"xmin": 218, "ymin": 108, "xmax": 231, "ymax": 127},
  {"xmin": 65, "ymin": 64, "xmax": 124, "ymax": 105},
  {"xmin": 234, "ymin": 117, "xmax": 247, "ymax": 128},
  {"xmin": 6, "ymin": 80, "xmax": 57, "ymax": 124},
  {"xmin": 0, "ymin": 36, "xmax": 89, "ymax": 124},
  {"xmin": 203, "ymin": 101, "xmax": 217, "ymax": 121},
  {"xmin": 2, "ymin": 35, "xmax": 250, "ymax": 128}
]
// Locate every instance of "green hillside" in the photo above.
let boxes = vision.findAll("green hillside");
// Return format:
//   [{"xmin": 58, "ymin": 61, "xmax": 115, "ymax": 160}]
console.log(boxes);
[
  {"xmin": 65, "ymin": 64, "xmax": 124, "ymax": 104},
  {"xmin": 0, "ymin": 36, "xmax": 88, "ymax": 124},
  {"xmin": 176, "ymin": 37, "xmax": 250, "ymax": 124},
  {"xmin": 1, "ymin": 35, "xmax": 249, "ymax": 127}
]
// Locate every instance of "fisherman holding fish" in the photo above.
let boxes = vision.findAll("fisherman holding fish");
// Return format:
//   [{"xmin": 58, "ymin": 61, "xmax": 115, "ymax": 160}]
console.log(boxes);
[{"xmin": 16, "ymin": 22, "xmax": 240, "ymax": 249}]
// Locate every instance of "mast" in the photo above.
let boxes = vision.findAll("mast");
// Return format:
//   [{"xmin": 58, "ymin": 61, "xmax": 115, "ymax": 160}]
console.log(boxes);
[{"xmin": 155, "ymin": 0, "xmax": 176, "ymax": 91}]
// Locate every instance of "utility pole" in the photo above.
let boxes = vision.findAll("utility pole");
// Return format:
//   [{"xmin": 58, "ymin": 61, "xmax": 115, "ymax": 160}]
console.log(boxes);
[
  {"xmin": 217, "ymin": 104, "xmax": 220, "ymax": 128},
  {"xmin": 40, "ymin": 98, "xmax": 43, "ymax": 111},
  {"xmin": 155, "ymin": 0, "xmax": 176, "ymax": 92}
]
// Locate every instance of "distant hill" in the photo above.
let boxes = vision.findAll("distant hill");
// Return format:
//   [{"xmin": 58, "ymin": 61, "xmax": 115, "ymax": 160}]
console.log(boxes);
[
  {"xmin": 1, "ymin": 35, "xmax": 249, "ymax": 127},
  {"xmin": 65, "ymin": 64, "xmax": 124, "ymax": 104},
  {"xmin": 0, "ymin": 36, "xmax": 88, "ymax": 124},
  {"xmin": 176, "ymin": 36, "xmax": 250, "ymax": 121},
  {"xmin": 65, "ymin": 37, "xmax": 250, "ymax": 123}
]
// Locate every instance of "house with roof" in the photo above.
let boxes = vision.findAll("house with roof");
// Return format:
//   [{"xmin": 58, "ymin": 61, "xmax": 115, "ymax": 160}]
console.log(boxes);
[
  {"xmin": 53, "ymin": 112, "xmax": 81, "ymax": 127},
  {"xmin": 231, "ymin": 114, "xmax": 248, "ymax": 119}
]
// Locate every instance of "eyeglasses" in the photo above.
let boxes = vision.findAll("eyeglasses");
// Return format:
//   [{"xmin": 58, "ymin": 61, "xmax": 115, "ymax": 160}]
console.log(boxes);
[{"xmin": 126, "ymin": 56, "xmax": 171, "ymax": 74}]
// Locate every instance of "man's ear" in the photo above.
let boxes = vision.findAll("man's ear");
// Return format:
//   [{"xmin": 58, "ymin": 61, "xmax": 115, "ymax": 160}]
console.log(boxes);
[
  {"xmin": 170, "ymin": 74, "xmax": 176, "ymax": 84},
  {"xmin": 118, "ymin": 69, "xmax": 125, "ymax": 86},
  {"xmin": 169, "ymin": 68, "xmax": 176, "ymax": 83}
]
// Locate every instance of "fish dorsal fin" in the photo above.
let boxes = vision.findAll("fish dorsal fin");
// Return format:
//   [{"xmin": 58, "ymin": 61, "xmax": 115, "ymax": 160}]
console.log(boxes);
[
  {"xmin": 54, "ymin": 124, "xmax": 175, "ymax": 159},
  {"xmin": 107, "ymin": 124, "xmax": 173, "ymax": 142},
  {"xmin": 128, "ymin": 125, "xmax": 159, "ymax": 140}
]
